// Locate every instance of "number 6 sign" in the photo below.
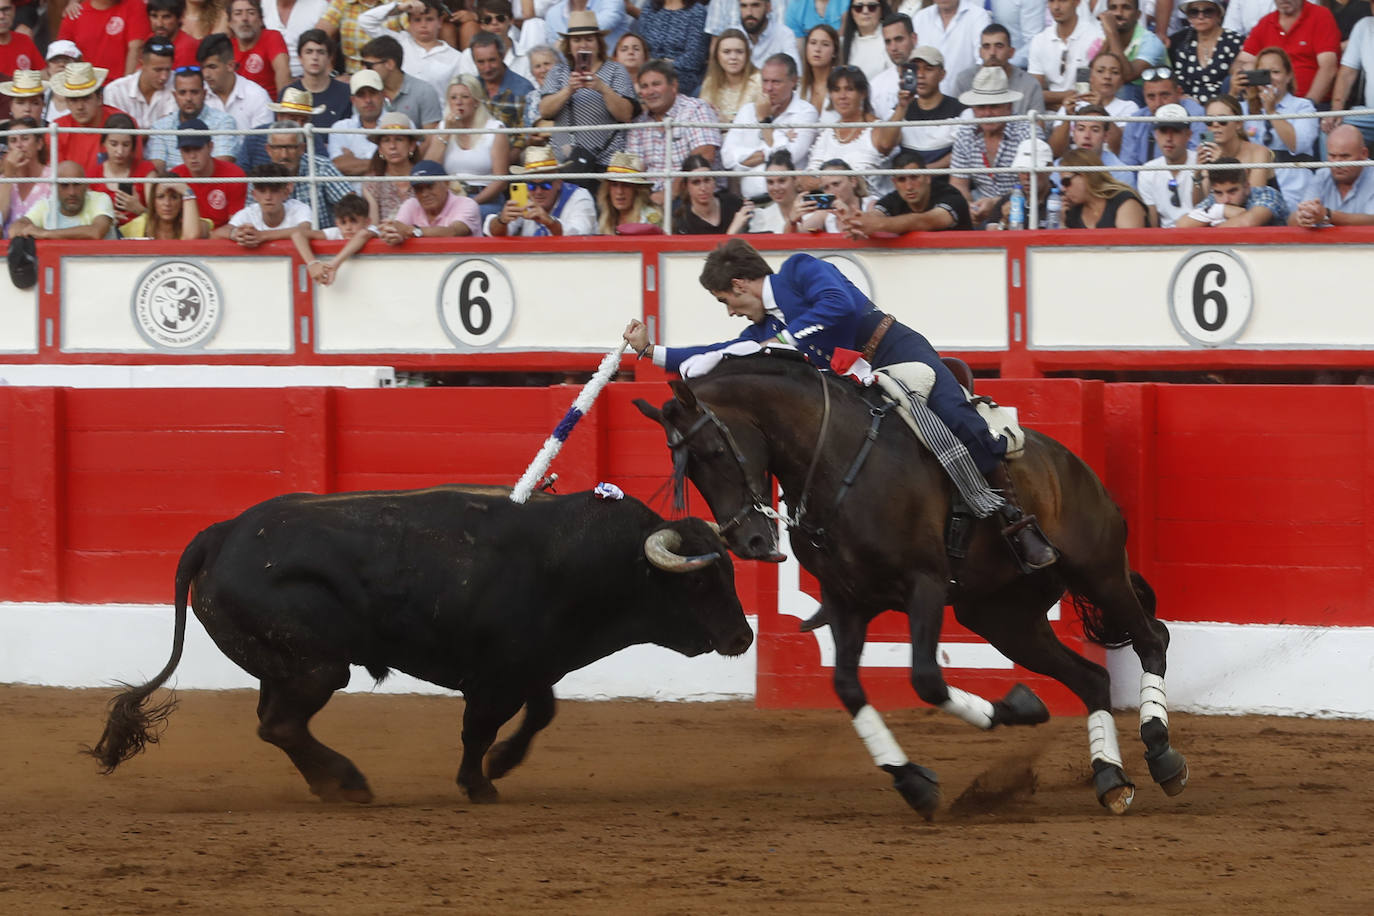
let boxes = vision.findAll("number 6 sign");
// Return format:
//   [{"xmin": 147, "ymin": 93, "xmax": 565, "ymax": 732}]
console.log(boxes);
[
  {"xmin": 438, "ymin": 258, "xmax": 515, "ymax": 349},
  {"xmin": 1167, "ymin": 249, "xmax": 1253, "ymax": 347}
]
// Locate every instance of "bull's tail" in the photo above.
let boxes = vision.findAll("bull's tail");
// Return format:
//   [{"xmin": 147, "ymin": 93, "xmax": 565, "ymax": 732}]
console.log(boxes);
[{"xmin": 84, "ymin": 528, "xmax": 210, "ymax": 773}]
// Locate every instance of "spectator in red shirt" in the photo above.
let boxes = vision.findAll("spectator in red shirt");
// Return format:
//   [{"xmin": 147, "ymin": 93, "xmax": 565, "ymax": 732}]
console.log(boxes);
[
  {"xmin": 170, "ymin": 115, "xmax": 248, "ymax": 225},
  {"xmin": 0, "ymin": 0, "xmax": 42, "ymax": 76},
  {"xmin": 1234, "ymin": 0, "xmax": 1341, "ymax": 103},
  {"xmin": 89, "ymin": 111, "xmax": 157, "ymax": 225},
  {"xmin": 148, "ymin": 0, "xmax": 203, "ymax": 69},
  {"xmin": 228, "ymin": 0, "xmax": 290, "ymax": 97},
  {"xmin": 51, "ymin": 62, "xmax": 123, "ymax": 175},
  {"xmin": 57, "ymin": 0, "xmax": 152, "ymax": 78}
]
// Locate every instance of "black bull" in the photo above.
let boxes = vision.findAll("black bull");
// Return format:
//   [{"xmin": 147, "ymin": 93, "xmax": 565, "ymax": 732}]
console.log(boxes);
[
  {"xmin": 88, "ymin": 486, "xmax": 753, "ymax": 803},
  {"xmin": 635, "ymin": 355, "xmax": 1188, "ymax": 818}
]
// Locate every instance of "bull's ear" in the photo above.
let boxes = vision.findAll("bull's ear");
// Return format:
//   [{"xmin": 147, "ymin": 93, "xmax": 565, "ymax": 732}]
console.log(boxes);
[
  {"xmin": 631, "ymin": 397, "xmax": 662, "ymax": 423},
  {"xmin": 668, "ymin": 379, "xmax": 698, "ymax": 410}
]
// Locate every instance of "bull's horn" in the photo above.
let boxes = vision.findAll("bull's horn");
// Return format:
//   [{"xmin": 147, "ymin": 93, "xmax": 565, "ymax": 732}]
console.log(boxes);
[{"xmin": 644, "ymin": 529, "xmax": 720, "ymax": 573}]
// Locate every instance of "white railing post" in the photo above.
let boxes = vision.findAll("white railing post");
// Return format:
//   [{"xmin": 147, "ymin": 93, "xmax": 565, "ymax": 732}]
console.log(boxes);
[
  {"xmin": 304, "ymin": 123, "xmax": 321, "ymax": 229},
  {"xmin": 661, "ymin": 118, "xmax": 675, "ymax": 235}
]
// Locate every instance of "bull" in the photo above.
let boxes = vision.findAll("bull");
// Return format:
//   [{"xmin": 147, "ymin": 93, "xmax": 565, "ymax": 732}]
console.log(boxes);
[{"xmin": 87, "ymin": 486, "xmax": 753, "ymax": 803}]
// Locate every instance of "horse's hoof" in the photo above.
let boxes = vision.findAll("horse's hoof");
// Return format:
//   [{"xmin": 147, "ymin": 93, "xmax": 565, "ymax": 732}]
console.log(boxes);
[
  {"xmin": 1144, "ymin": 743, "xmax": 1188, "ymax": 789},
  {"xmin": 1092, "ymin": 760, "xmax": 1134, "ymax": 815},
  {"xmin": 884, "ymin": 762, "xmax": 940, "ymax": 821},
  {"xmin": 1102, "ymin": 784, "xmax": 1135, "ymax": 815},
  {"xmin": 1160, "ymin": 760, "xmax": 1189, "ymax": 797},
  {"xmin": 992, "ymin": 683, "xmax": 1050, "ymax": 727},
  {"xmin": 310, "ymin": 772, "xmax": 373, "ymax": 804}
]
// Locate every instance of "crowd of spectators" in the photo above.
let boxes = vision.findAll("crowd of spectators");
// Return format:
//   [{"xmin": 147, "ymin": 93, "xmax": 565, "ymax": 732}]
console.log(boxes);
[{"xmin": 0, "ymin": 0, "xmax": 1372, "ymax": 254}]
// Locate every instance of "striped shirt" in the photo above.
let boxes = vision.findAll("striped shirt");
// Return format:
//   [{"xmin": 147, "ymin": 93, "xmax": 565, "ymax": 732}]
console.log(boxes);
[
  {"xmin": 542, "ymin": 60, "xmax": 637, "ymax": 166},
  {"xmin": 626, "ymin": 93, "xmax": 723, "ymax": 193}
]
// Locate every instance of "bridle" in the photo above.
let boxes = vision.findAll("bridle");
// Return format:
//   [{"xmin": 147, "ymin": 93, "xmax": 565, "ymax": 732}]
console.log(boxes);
[{"xmin": 669, "ymin": 370, "xmax": 834, "ymax": 538}]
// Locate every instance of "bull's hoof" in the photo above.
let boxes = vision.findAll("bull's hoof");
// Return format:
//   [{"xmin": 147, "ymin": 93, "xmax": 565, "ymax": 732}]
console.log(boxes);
[
  {"xmin": 992, "ymin": 683, "xmax": 1050, "ymax": 727},
  {"xmin": 1092, "ymin": 759, "xmax": 1134, "ymax": 815},
  {"xmin": 883, "ymin": 762, "xmax": 940, "ymax": 821},
  {"xmin": 311, "ymin": 777, "xmax": 374, "ymax": 805},
  {"xmin": 463, "ymin": 781, "xmax": 500, "ymax": 804},
  {"xmin": 485, "ymin": 740, "xmax": 525, "ymax": 780}
]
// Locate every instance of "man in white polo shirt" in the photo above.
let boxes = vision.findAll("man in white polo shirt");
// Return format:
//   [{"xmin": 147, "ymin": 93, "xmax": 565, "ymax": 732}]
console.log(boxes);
[{"xmin": 1028, "ymin": 0, "xmax": 1098, "ymax": 110}]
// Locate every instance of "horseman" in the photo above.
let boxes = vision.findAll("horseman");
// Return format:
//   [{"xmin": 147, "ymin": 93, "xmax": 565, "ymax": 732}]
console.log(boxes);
[{"xmin": 622, "ymin": 238, "xmax": 1057, "ymax": 573}]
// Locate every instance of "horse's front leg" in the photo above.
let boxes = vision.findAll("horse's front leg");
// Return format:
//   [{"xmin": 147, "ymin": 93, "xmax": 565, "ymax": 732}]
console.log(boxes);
[
  {"xmin": 1128, "ymin": 574, "xmax": 1189, "ymax": 797},
  {"xmin": 829, "ymin": 601, "xmax": 940, "ymax": 820}
]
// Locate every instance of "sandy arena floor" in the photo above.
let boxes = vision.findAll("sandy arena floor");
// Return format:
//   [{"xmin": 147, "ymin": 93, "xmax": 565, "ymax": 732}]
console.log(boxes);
[{"xmin": 2, "ymin": 686, "xmax": 1371, "ymax": 914}]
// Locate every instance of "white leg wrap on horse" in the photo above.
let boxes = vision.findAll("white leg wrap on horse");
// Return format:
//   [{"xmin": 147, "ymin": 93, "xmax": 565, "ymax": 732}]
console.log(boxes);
[
  {"xmin": 852, "ymin": 705, "xmax": 909, "ymax": 768},
  {"xmin": 1087, "ymin": 710, "xmax": 1124, "ymax": 768},
  {"xmin": 1139, "ymin": 673, "xmax": 1169, "ymax": 728},
  {"xmin": 940, "ymin": 687, "xmax": 995, "ymax": 730}
]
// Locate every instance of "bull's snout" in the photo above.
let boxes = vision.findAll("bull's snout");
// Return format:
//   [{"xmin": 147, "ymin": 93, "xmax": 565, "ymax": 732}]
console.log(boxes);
[{"xmin": 719, "ymin": 626, "xmax": 754, "ymax": 657}]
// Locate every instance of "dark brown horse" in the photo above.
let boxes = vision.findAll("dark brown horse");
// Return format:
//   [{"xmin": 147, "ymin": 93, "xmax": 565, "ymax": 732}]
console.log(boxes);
[{"xmin": 635, "ymin": 353, "xmax": 1188, "ymax": 818}]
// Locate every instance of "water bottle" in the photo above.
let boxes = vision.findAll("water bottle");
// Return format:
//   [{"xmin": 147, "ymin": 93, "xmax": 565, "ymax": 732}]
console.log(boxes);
[
  {"xmin": 1044, "ymin": 187, "xmax": 1063, "ymax": 230},
  {"xmin": 1008, "ymin": 184, "xmax": 1026, "ymax": 231}
]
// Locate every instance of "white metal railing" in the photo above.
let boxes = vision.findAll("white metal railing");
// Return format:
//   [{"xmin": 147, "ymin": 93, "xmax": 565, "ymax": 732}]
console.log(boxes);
[{"xmin": 3, "ymin": 106, "xmax": 1371, "ymax": 233}]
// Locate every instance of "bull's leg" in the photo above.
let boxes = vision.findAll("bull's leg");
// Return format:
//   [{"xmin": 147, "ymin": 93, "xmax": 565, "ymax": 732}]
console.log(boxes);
[
  {"xmin": 486, "ymin": 686, "xmax": 556, "ymax": 780},
  {"xmin": 456, "ymin": 694, "xmax": 523, "ymax": 804},
  {"xmin": 828, "ymin": 591, "xmax": 939, "ymax": 820},
  {"xmin": 955, "ymin": 584, "xmax": 1134, "ymax": 814},
  {"xmin": 256, "ymin": 666, "xmax": 372, "ymax": 803}
]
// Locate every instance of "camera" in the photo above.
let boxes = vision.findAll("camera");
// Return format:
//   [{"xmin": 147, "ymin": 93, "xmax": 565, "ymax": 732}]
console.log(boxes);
[
  {"xmin": 1074, "ymin": 66, "xmax": 1090, "ymax": 95},
  {"xmin": 805, "ymin": 192, "xmax": 835, "ymax": 210},
  {"xmin": 899, "ymin": 63, "xmax": 918, "ymax": 94},
  {"xmin": 1242, "ymin": 69, "xmax": 1272, "ymax": 87}
]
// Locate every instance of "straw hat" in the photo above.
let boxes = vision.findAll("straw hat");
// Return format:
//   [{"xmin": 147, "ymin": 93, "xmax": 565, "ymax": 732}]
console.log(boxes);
[
  {"xmin": 510, "ymin": 144, "xmax": 563, "ymax": 174},
  {"xmin": 0, "ymin": 70, "xmax": 46, "ymax": 98},
  {"xmin": 957, "ymin": 67, "xmax": 1023, "ymax": 107},
  {"xmin": 603, "ymin": 151, "xmax": 652, "ymax": 185},
  {"xmin": 48, "ymin": 61, "xmax": 109, "ymax": 98},
  {"xmin": 368, "ymin": 110, "xmax": 420, "ymax": 143},
  {"xmin": 268, "ymin": 87, "xmax": 326, "ymax": 116},
  {"xmin": 559, "ymin": 10, "xmax": 607, "ymax": 36}
]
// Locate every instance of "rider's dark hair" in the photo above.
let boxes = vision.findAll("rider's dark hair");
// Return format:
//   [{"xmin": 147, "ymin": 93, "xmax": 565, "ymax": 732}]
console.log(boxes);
[{"xmin": 699, "ymin": 239, "xmax": 774, "ymax": 293}]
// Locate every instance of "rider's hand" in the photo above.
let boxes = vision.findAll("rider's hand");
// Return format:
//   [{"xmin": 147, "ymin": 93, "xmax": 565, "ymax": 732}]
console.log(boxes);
[{"xmin": 623, "ymin": 318, "xmax": 651, "ymax": 355}]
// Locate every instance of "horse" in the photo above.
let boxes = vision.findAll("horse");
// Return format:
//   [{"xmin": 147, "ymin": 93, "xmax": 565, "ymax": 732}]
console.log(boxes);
[{"xmin": 633, "ymin": 353, "xmax": 1188, "ymax": 819}]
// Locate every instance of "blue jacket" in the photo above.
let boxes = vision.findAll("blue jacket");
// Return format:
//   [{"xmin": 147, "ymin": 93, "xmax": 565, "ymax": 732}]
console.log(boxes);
[{"xmin": 663, "ymin": 254, "xmax": 876, "ymax": 375}]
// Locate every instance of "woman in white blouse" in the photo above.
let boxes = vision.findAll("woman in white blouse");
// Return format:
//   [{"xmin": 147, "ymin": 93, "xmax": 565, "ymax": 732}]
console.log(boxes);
[
  {"xmin": 431, "ymin": 74, "xmax": 510, "ymax": 220},
  {"xmin": 840, "ymin": 0, "xmax": 892, "ymax": 81},
  {"xmin": 805, "ymin": 66, "xmax": 897, "ymax": 194}
]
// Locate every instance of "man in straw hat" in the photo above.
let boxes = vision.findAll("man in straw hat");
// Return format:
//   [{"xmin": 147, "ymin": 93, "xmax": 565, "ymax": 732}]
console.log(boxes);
[
  {"xmin": 58, "ymin": 0, "xmax": 151, "ymax": 78},
  {"xmin": 485, "ymin": 144, "xmax": 597, "ymax": 236},
  {"xmin": 102, "ymin": 38, "xmax": 178, "ymax": 127},
  {"xmin": 0, "ymin": 0, "xmax": 41, "ymax": 77},
  {"xmin": 0, "ymin": 70, "xmax": 48, "ymax": 153},
  {"xmin": 949, "ymin": 66, "xmax": 1036, "ymax": 225},
  {"xmin": 238, "ymin": 86, "xmax": 326, "ymax": 171},
  {"xmin": 50, "ymin": 62, "xmax": 123, "ymax": 175}
]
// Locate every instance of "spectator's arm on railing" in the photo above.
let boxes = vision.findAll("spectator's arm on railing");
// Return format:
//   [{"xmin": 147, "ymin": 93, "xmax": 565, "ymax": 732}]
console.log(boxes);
[{"xmin": 12, "ymin": 214, "xmax": 115, "ymax": 241}]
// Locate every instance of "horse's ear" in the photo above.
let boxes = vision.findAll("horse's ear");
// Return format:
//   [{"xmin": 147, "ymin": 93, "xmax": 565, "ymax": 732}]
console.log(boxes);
[
  {"xmin": 631, "ymin": 398, "xmax": 662, "ymax": 423},
  {"xmin": 668, "ymin": 379, "xmax": 699, "ymax": 411}
]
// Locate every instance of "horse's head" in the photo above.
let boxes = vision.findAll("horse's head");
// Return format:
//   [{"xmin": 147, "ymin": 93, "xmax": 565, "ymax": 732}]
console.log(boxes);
[{"xmin": 634, "ymin": 380, "xmax": 786, "ymax": 563}]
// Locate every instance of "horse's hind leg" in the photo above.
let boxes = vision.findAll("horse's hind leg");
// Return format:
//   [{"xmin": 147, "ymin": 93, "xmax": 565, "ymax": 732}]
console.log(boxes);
[
  {"xmin": 256, "ymin": 664, "xmax": 372, "ymax": 803},
  {"xmin": 956, "ymin": 583, "xmax": 1136, "ymax": 814},
  {"xmin": 828, "ymin": 592, "xmax": 940, "ymax": 820},
  {"xmin": 1067, "ymin": 562, "xmax": 1189, "ymax": 801}
]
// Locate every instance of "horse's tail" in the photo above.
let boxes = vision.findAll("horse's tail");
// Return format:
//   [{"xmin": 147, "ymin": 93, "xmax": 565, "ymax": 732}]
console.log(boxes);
[
  {"xmin": 83, "ymin": 526, "xmax": 212, "ymax": 773},
  {"xmin": 1069, "ymin": 569, "xmax": 1158, "ymax": 649}
]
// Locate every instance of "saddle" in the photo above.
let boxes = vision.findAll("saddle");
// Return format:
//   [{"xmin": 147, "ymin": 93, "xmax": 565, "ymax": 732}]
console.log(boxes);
[{"xmin": 873, "ymin": 357, "xmax": 1026, "ymax": 459}]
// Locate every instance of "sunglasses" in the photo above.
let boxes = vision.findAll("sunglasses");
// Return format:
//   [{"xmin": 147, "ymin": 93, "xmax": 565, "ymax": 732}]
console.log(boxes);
[
  {"xmin": 1184, "ymin": 5, "xmax": 1218, "ymax": 16},
  {"xmin": 1060, "ymin": 174, "xmax": 1075, "ymax": 188},
  {"xmin": 480, "ymin": 13, "xmax": 509, "ymax": 23},
  {"xmin": 1167, "ymin": 177, "xmax": 1180, "ymax": 208},
  {"xmin": 1206, "ymin": 118, "xmax": 1226, "ymax": 126},
  {"xmin": 360, "ymin": 59, "xmax": 384, "ymax": 69},
  {"xmin": 524, "ymin": 181, "xmax": 555, "ymax": 190},
  {"xmin": 174, "ymin": 65, "xmax": 201, "ymax": 74},
  {"xmin": 1141, "ymin": 67, "xmax": 1174, "ymax": 81},
  {"xmin": 146, "ymin": 40, "xmax": 176, "ymax": 55},
  {"xmin": 851, "ymin": 2, "xmax": 881, "ymax": 10}
]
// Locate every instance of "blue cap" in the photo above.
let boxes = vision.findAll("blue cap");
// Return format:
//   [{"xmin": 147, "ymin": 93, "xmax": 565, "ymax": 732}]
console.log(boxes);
[
  {"xmin": 410, "ymin": 160, "xmax": 446, "ymax": 183},
  {"xmin": 176, "ymin": 117, "xmax": 210, "ymax": 148}
]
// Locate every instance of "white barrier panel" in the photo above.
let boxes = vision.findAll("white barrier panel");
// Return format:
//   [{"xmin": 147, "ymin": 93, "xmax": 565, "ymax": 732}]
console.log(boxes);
[
  {"xmin": 314, "ymin": 251, "xmax": 643, "ymax": 353},
  {"xmin": 0, "ymin": 603, "xmax": 757, "ymax": 702},
  {"xmin": 0, "ymin": 282, "xmax": 37, "ymax": 354},
  {"xmin": 659, "ymin": 248, "xmax": 1008, "ymax": 350},
  {"xmin": 0, "ymin": 364, "xmax": 394, "ymax": 387},
  {"xmin": 1029, "ymin": 244, "xmax": 1374, "ymax": 350},
  {"xmin": 61, "ymin": 255, "xmax": 295, "ymax": 353}
]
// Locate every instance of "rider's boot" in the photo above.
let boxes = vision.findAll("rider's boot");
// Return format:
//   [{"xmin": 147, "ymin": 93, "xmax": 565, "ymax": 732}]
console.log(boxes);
[{"xmin": 986, "ymin": 462, "xmax": 1059, "ymax": 572}]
